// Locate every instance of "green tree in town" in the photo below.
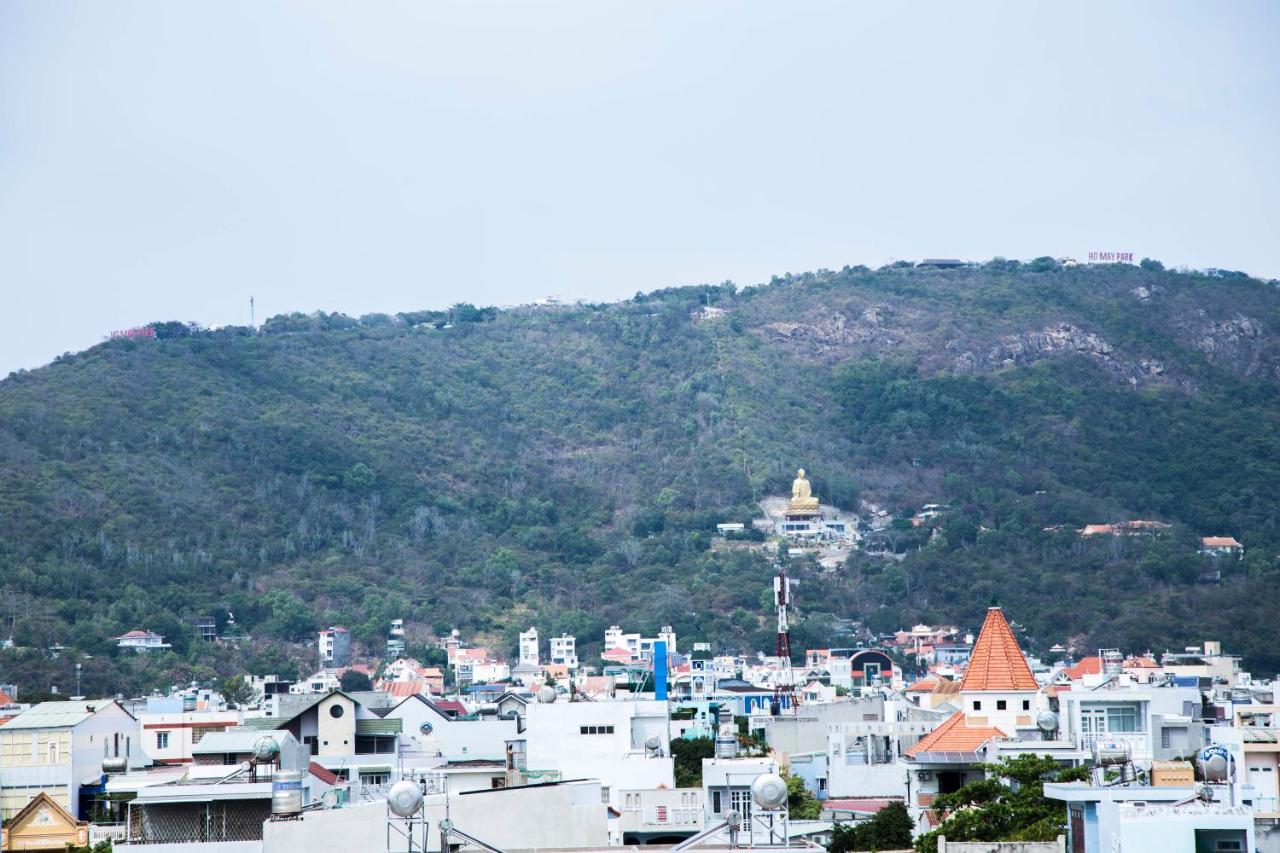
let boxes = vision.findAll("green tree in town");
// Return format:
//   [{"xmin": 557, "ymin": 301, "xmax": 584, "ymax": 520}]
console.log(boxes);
[
  {"xmin": 784, "ymin": 770, "xmax": 822, "ymax": 819},
  {"xmin": 914, "ymin": 754, "xmax": 1089, "ymax": 853},
  {"xmin": 671, "ymin": 737, "xmax": 715, "ymax": 788},
  {"xmin": 220, "ymin": 674, "xmax": 257, "ymax": 709},
  {"xmin": 827, "ymin": 801, "xmax": 913, "ymax": 852},
  {"xmin": 339, "ymin": 670, "xmax": 373, "ymax": 692}
]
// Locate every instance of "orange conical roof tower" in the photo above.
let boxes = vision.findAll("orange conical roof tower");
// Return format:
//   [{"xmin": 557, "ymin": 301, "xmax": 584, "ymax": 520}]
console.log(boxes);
[{"xmin": 960, "ymin": 607, "xmax": 1037, "ymax": 691}]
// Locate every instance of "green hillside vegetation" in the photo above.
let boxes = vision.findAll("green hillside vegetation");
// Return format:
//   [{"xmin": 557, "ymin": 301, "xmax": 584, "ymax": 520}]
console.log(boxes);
[{"xmin": 1, "ymin": 259, "xmax": 1279, "ymax": 694}]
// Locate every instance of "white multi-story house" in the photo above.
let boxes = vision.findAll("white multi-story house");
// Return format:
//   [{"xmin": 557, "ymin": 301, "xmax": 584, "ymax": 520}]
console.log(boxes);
[
  {"xmin": 603, "ymin": 626, "xmax": 677, "ymax": 662},
  {"xmin": 550, "ymin": 634, "xmax": 579, "ymax": 669},
  {"xmin": 115, "ymin": 631, "xmax": 170, "ymax": 652},
  {"xmin": 702, "ymin": 756, "xmax": 777, "ymax": 826},
  {"xmin": 136, "ymin": 698, "xmax": 241, "ymax": 766},
  {"xmin": 288, "ymin": 669, "xmax": 342, "ymax": 695},
  {"xmin": 317, "ymin": 626, "xmax": 351, "ymax": 669},
  {"xmin": 521, "ymin": 699, "xmax": 673, "ymax": 810},
  {"xmin": 520, "ymin": 628, "xmax": 540, "ymax": 668},
  {"xmin": 0, "ymin": 699, "xmax": 144, "ymax": 820}
]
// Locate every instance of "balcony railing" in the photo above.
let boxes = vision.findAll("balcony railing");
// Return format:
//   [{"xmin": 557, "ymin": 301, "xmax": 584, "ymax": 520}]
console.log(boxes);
[
  {"xmin": 1254, "ymin": 796, "xmax": 1280, "ymax": 817},
  {"xmin": 89, "ymin": 824, "xmax": 129, "ymax": 845},
  {"xmin": 1079, "ymin": 731, "xmax": 1149, "ymax": 755}
]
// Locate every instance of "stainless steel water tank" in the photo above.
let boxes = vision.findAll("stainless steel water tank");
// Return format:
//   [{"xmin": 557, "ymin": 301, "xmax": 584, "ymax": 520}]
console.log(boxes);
[{"xmin": 271, "ymin": 769, "xmax": 306, "ymax": 816}]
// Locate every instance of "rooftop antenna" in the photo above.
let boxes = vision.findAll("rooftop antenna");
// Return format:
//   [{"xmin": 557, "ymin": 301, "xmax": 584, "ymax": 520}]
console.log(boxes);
[
  {"xmin": 773, "ymin": 565, "xmax": 797, "ymax": 715},
  {"xmin": 250, "ymin": 296, "xmax": 256, "ymax": 329}
]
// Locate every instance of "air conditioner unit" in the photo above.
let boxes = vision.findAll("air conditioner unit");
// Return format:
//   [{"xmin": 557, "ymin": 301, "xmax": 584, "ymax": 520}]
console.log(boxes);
[{"xmin": 917, "ymin": 771, "xmax": 933, "ymax": 781}]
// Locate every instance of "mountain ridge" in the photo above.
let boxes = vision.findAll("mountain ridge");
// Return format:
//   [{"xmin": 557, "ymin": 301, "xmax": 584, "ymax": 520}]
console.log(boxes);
[{"xmin": 2, "ymin": 258, "xmax": 1279, "ymax": 694}]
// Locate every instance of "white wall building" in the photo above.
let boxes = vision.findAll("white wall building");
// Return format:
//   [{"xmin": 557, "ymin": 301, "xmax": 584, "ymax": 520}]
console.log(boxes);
[
  {"xmin": 0, "ymin": 700, "xmax": 144, "ymax": 819},
  {"xmin": 136, "ymin": 707, "xmax": 241, "ymax": 766},
  {"xmin": 387, "ymin": 695, "xmax": 518, "ymax": 761},
  {"xmin": 523, "ymin": 699, "xmax": 673, "ymax": 810},
  {"xmin": 520, "ymin": 628, "xmax": 540, "ymax": 668},
  {"xmin": 551, "ymin": 634, "xmax": 579, "ymax": 669}
]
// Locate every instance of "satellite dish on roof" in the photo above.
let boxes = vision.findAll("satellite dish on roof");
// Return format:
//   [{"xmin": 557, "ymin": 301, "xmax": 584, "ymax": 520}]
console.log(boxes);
[
  {"xmin": 1036, "ymin": 711, "xmax": 1059, "ymax": 733},
  {"xmin": 387, "ymin": 780, "xmax": 424, "ymax": 817},
  {"xmin": 751, "ymin": 774, "xmax": 788, "ymax": 811},
  {"xmin": 321, "ymin": 789, "xmax": 339, "ymax": 809},
  {"xmin": 645, "ymin": 734, "xmax": 662, "ymax": 753}
]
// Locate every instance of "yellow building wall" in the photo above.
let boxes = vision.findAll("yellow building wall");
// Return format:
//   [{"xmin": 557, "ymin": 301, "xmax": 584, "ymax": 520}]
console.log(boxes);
[
  {"xmin": 0, "ymin": 786, "xmax": 71, "ymax": 821},
  {"xmin": 0, "ymin": 731, "xmax": 71, "ymax": 767}
]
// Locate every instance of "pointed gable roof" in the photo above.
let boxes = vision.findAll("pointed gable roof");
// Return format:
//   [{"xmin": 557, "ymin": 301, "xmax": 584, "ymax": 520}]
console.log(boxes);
[
  {"xmin": 904, "ymin": 710, "xmax": 1007, "ymax": 758},
  {"xmin": 1, "ymin": 791, "xmax": 88, "ymax": 849},
  {"xmin": 960, "ymin": 607, "xmax": 1037, "ymax": 692}
]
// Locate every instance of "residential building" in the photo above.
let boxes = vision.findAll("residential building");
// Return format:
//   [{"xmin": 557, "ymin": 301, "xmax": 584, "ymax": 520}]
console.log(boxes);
[
  {"xmin": 386, "ymin": 618, "xmax": 406, "ymax": 660},
  {"xmin": 904, "ymin": 607, "xmax": 1041, "ymax": 819},
  {"xmin": 1045, "ymin": 781, "xmax": 1255, "ymax": 853},
  {"xmin": 0, "ymin": 699, "xmax": 143, "ymax": 820},
  {"xmin": 520, "ymin": 627, "xmax": 540, "ymax": 668},
  {"xmin": 619, "ymin": 787, "xmax": 704, "ymax": 844},
  {"xmin": 261, "ymin": 778, "xmax": 610, "ymax": 852},
  {"xmin": 115, "ymin": 630, "xmax": 171, "ymax": 652},
  {"xmin": 603, "ymin": 626, "xmax": 677, "ymax": 663},
  {"xmin": 136, "ymin": 698, "xmax": 240, "ymax": 765},
  {"xmin": 1199, "ymin": 536, "xmax": 1244, "ymax": 558},
  {"xmin": 387, "ymin": 694, "xmax": 518, "ymax": 761},
  {"xmin": 0, "ymin": 792, "xmax": 89, "ymax": 851},
  {"xmin": 317, "ymin": 626, "xmax": 351, "ymax": 669},
  {"xmin": 521, "ymin": 699, "xmax": 673, "ymax": 809},
  {"xmin": 551, "ymin": 633, "xmax": 579, "ymax": 669},
  {"xmin": 702, "ymin": 756, "xmax": 776, "ymax": 825}
]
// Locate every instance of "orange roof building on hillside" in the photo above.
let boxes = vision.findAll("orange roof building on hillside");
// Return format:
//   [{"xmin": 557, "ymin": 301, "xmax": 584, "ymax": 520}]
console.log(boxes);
[
  {"xmin": 959, "ymin": 607, "xmax": 1038, "ymax": 692},
  {"xmin": 905, "ymin": 710, "xmax": 1008, "ymax": 758}
]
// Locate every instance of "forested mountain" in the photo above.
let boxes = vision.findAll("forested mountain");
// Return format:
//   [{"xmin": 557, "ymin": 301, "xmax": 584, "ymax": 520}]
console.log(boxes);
[{"xmin": 3, "ymin": 259, "xmax": 1280, "ymax": 695}]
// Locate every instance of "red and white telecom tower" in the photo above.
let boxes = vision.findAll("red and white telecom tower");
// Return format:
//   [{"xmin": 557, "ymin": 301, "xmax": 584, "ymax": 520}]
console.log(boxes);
[{"xmin": 773, "ymin": 565, "xmax": 797, "ymax": 714}]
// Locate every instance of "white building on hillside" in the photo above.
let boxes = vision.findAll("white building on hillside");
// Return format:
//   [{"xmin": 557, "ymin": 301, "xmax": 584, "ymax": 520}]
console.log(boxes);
[
  {"xmin": 551, "ymin": 634, "xmax": 579, "ymax": 669},
  {"xmin": 520, "ymin": 628, "xmax": 540, "ymax": 668}
]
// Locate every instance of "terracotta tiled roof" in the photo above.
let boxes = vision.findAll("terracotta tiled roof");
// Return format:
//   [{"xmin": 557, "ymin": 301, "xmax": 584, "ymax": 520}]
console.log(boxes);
[
  {"xmin": 1125, "ymin": 655, "xmax": 1160, "ymax": 669},
  {"xmin": 0, "ymin": 690, "xmax": 14, "ymax": 705},
  {"xmin": 959, "ymin": 608, "xmax": 1037, "ymax": 692},
  {"xmin": 1201, "ymin": 536, "xmax": 1243, "ymax": 548},
  {"xmin": 905, "ymin": 710, "xmax": 1007, "ymax": 758},
  {"xmin": 906, "ymin": 678, "xmax": 938, "ymax": 693},
  {"xmin": 1063, "ymin": 656, "xmax": 1102, "ymax": 680},
  {"xmin": 309, "ymin": 761, "xmax": 344, "ymax": 786}
]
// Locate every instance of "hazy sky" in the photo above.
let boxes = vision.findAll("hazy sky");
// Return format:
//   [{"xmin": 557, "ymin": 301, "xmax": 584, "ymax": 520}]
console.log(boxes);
[{"xmin": 2, "ymin": 2, "xmax": 1278, "ymax": 376}]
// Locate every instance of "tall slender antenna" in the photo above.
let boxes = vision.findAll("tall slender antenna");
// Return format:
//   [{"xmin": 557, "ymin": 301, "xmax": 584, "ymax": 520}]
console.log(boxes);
[{"xmin": 250, "ymin": 296, "xmax": 256, "ymax": 328}]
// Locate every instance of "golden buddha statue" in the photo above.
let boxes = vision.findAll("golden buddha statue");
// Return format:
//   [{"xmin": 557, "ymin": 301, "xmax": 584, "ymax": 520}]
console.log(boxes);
[{"xmin": 787, "ymin": 468, "xmax": 820, "ymax": 516}]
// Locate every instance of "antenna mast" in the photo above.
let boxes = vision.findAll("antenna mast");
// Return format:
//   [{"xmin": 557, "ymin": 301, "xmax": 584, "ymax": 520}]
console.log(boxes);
[
  {"xmin": 250, "ymin": 296, "xmax": 255, "ymax": 328},
  {"xmin": 773, "ymin": 565, "xmax": 797, "ymax": 714}
]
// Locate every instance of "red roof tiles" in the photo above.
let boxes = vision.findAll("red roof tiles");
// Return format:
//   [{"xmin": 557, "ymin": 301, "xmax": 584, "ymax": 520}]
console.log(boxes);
[
  {"xmin": 905, "ymin": 711, "xmax": 1008, "ymax": 758},
  {"xmin": 959, "ymin": 607, "xmax": 1037, "ymax": 692}
]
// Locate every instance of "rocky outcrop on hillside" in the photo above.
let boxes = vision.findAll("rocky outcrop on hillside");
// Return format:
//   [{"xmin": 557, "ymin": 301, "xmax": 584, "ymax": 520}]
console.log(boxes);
[
  {"xmin": 1182, "ymin": 313, "xmax": 1280, "ymax": 380},
  {"xmin": 965, "ymin": 323, "xmax": 1167, "ymax": 385}
]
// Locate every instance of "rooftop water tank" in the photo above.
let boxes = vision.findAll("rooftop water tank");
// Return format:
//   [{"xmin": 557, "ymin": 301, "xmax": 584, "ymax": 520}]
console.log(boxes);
[
  {"xmin": 271, "ymin": 770, "xmax": 305, "ymax": 817},
  {"xmin": 387, "ymin": 780, "xmax": 424, "ymax": 818},
  {"xmin": 751, "ymin": 773, "xmax": 788, "ymax": 811}
]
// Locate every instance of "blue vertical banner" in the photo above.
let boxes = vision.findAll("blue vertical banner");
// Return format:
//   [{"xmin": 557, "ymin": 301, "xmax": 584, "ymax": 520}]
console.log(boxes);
[{"xmin": 654, "ymin": 640, "xmax": 668, "ymax": 700}]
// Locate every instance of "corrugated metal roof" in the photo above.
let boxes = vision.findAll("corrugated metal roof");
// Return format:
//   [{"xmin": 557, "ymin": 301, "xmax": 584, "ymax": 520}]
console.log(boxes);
[
  {"xmin": 239, "ymin": 717, "xmax": 284, "ymax": 731},
  {"xmin": 356, "ymin": 718, "xmax": 402, "ymax": 735},
  {"xmin": 191, "ymin": 728, "xmax": 293, "ymax": 754},
  {"xmin": 2, "ymin": 700, "xmax": 115, "ymax": 730}
]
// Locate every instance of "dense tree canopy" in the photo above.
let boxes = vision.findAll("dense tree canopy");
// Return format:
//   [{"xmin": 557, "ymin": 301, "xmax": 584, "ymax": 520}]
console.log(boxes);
[{"xmin": 2, "ymin": 262, "xmax": 1279, "ymax": 694}]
